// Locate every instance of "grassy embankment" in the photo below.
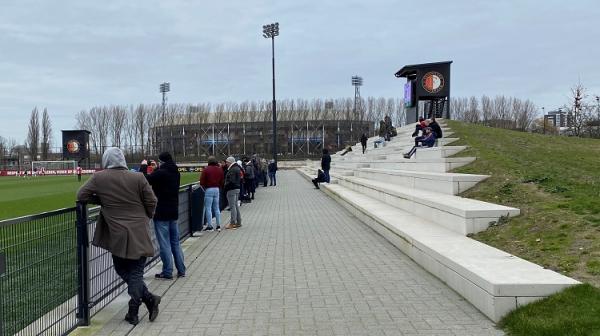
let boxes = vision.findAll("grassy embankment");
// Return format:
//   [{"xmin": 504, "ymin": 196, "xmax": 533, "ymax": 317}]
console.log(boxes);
[{"xmin": 447, "ymin": 120, "xmax": 600, "ymax": 335}]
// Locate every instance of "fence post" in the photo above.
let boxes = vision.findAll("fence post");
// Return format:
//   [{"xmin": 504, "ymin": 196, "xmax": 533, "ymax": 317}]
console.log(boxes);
[
  {"xmin": 187, "ymin": 185, "xmax": 193, "ymax": 237},
  {"xmin": 75, "ymin": 202, "xmax": 91, "ymax": 326},
  {"xmin": 0, "ymin": 252, "xmax": 5, "ymax": 336}
]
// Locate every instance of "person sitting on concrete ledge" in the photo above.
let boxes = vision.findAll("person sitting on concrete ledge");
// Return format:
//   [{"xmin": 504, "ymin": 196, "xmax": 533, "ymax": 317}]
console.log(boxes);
[
  {"xmin": 404, "ymin": 127, "xmax": 436, "ymax": 159},
  {"xmin": 411, "ymin": 117, "xmax": 429, "ymax": 137},
  {"xmin": 340, "ymin": 145, "xmax": 353, "ymax": 156},
  {"xmin": 312, "ymin": 169, "xmax": 326, "ymax": 189}
]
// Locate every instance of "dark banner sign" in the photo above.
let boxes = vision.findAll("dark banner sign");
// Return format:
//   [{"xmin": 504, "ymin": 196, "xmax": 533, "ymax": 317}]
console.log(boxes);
[
  {"xmin": 62, "ymin": 130, "xmax": 91, "ymax": 160},
  {"xmin": 415, "ymin": 64, "xmax": 450, "ymax": 98}
]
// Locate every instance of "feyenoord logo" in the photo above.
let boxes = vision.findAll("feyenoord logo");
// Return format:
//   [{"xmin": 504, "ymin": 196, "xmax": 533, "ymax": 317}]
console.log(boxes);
[
  {"xmin": 67, "ymin": 139, "xmax": 80, "ymax": 154},
  {"xmin": 422, "ymin": 71, "xmax": 445, "ymax": 94}
]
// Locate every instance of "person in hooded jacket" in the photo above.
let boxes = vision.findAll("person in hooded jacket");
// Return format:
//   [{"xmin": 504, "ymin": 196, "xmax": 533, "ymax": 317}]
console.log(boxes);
[
  {"xmin": 77, "ymin": 147, "xmax": 160, "ymax": 326},
  {"xmin": 146, "ymin": 152, "xmax": 186, "ymax": 280},
  {"xmin": 224, "ymin": 157, "xmax": 242, "ymax": 229}
]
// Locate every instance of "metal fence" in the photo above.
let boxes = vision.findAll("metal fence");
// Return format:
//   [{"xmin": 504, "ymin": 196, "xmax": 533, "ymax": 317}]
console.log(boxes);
[{"xmin": 0, "ymin": 183, "xmax": 199, "ymax": 336}]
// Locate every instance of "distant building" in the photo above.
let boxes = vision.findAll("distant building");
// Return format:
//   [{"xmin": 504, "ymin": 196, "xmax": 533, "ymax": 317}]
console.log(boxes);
[{"xmin": 153, "ymin": 119, "xmax": 372, "ymax": 160}]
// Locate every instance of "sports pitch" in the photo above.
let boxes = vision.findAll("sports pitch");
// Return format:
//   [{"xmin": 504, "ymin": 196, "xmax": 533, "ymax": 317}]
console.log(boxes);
[{"xmin": 0, "ymin": 172, "xmax": 200, "ymax": 221}]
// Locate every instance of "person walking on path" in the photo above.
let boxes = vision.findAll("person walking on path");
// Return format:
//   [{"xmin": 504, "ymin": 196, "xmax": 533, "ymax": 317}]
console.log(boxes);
[
  {"xmin": 200, "ymin": 156, "xmax": 224, "ymax": 232},
  {"xmin": 146, "ymin": 152, "xmax": 186, "ymax": 280},
  {"xmin": 77, "ymin": 147, "xmax": 161, "ymax": 326},
  {"xmin": 360, "ymin": 132, "xmax": 368, "ymax": 154},
  {"xmin": 224, "ymin": 157, "xmax": 242, "ymax": 229},
  {"xmin": 321, "ymin": 149, "xmax": 331, "ymax": 183},
  {"xmin": 268, "ymin": 159, "xmax": 277, "ymax": 186}
]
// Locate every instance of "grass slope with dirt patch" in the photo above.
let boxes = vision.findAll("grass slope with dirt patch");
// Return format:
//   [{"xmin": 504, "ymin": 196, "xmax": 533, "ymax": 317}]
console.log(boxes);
[{"xmin": 446, "ymin": 120, "xmax": 600, "ymax": 335}]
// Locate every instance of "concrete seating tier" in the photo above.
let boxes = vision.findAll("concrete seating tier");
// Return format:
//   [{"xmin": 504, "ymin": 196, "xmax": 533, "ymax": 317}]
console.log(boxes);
[
  {"xmin": 333, "ymin": 174, "xmax": 519, "ymax": 235},
  {"xmin": 354, "ymin": 168, "xmax": 488, "ymax": 195},
  {"xmin": 293, "ymin": 172, "xmax": 579, "ymax": 323},
  {"xmin": 341, "ymin": 146, "xmax": 468, "ymax": 161},
  {"xmin": 332, "ymin": 156, "xmax": 476, "ymax": 173}
]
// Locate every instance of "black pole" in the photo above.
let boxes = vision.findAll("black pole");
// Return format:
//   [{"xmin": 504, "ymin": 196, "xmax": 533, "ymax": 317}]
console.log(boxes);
[
  {"xmin": 75, "ymin": 202, "xmax": 90, "ymax": 326},
  {"xmin": 271, "ymin": 36, "xmax": 277, "ymax": 164}
]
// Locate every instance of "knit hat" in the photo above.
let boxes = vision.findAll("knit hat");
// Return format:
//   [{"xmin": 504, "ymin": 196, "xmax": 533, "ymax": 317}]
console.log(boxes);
[
  {"xmin": 226, "ymin": 156, "xmax": 236, "ymax": 164},
  {"xmin": 158, "ymin": 152, "xmax": 173, "ymax": 163}
]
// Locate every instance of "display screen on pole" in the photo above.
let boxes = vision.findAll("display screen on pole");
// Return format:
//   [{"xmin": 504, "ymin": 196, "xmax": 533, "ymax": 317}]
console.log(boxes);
[{"xmin": 404, "ymin": 81, "xmax": 414, "ymax": 107}]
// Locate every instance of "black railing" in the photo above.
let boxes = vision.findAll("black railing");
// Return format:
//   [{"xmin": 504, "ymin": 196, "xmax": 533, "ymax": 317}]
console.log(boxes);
[{"xmin": 0, "ymin": 183, "xmax": 200, "ymax": 336}]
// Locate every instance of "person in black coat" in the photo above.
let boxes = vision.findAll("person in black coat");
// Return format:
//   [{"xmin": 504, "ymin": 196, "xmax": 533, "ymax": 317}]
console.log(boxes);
[
  {"xmin": 429, "ymin": 117, "xmax": 443, "ymax": 139},
  {"xmin": 321, "ymin": 149, "xmax": 331, "ymax": 183},
  {"xmin": 146, "ymin": 152, "xmax": 186, "ymax": 280},
  {"xmin": 360, "ymin": 133, "xmax": 368, "ymax": 154},
  {"xmin": 312, "ymin": 169, "xmax": 326, "ymax": 189}
]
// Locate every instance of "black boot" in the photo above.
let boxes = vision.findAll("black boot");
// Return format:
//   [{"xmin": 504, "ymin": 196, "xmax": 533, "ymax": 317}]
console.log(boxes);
[
  {"xmin": 125, "ymin": 299, "xmax": 141, "ymax": 325},
  {"xmin": 142, "ymin": 293, "xmax": 161, "ymax": 322}
]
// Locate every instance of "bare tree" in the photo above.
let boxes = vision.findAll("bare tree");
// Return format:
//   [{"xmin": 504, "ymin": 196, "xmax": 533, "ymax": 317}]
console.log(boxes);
[
  {"xmin": 41, "ymin": 108, "xmax": 52, "ymax": 160},
  {"xmin": 27, "ymin": 107, "xmax": 40, "ymax": 161},
  {"xmin": 568, "ymin": 83, "xmax": 588, "ymax": 137},
  {"xmin": 110, "ymin": 105, "xmax": 127, "ymax": 147}
]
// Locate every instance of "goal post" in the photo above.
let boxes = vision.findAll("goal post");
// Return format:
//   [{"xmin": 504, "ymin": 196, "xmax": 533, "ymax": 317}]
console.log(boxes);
[{"xmin": 31, "ymin": 160, "xmax": 77, "ymax": 175}]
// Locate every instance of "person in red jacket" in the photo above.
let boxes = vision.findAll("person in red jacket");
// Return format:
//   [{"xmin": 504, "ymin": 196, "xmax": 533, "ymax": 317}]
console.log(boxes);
[{"xmin": 200, "ymin": 156, "xmax": 225, "ymax": 232}]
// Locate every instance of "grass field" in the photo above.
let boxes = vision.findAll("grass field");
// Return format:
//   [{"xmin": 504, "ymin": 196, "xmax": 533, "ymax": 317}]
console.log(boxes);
[
  {"xmin": 447, "ymin": 120, "xmax": 600, "ymax": 335},
  {"xmin": 0, "ymin": 172, "xmax": 200, "ymax": 220},
  {"xmin": 0, "ymin": 171, "xmax": 199, "ymax": 334}
]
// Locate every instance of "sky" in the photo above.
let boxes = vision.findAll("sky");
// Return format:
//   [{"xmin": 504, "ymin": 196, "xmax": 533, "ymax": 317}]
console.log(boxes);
[{"xmin": 1, "ymin": 0, "xmax": 599, "ymax": 144}]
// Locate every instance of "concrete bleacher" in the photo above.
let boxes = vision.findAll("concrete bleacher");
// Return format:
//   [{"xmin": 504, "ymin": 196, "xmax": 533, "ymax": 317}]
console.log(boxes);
[{"xmin": 297, "ymin": 120, "xmax": 579, "ymax": 322}]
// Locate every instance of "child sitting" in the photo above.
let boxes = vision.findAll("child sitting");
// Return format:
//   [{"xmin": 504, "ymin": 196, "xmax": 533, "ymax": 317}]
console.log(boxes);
[{"xmin": 403, "ymin": 127, "xmax": 436, "ymax": 158}]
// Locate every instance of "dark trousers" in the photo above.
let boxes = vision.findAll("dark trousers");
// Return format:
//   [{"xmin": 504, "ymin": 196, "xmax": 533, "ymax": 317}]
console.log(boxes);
[
  {"xmin": 78, "ymin": 174, "xmax": 81, "ymax": 182},
  {"xmin": 112, "ymin": 255, "xmax": 151, "ymax": 304},
  {"xmin": 361, "ymin": 143, "xmax": 367, "ymax": 154},
  {"xmin": 262, "ymin": 171, "xmax": 268, "ymax": 186},
  {"xmin": 323, "ymin": 170, "xmax": 330, "ymax": 183}
]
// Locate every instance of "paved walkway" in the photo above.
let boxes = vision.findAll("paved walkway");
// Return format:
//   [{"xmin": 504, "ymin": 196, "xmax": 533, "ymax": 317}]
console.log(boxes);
[{"xmin": 85, "ymin": 171, "xmax": 502, "ymax": 336}]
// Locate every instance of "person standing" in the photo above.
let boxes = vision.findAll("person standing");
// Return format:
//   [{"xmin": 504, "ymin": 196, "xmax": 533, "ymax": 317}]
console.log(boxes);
[
  {"xmin": 77, "ymin": 165, "xmax": 82, "ymax": 182},
  {"xmin": 360, "ymin": 132, "xmax": 368, "ymax": 154},
  {"xmin": 268, "ymin": 159, "xmax": 277, "ymax": 186},
  {"xmin": 260, "ymin": 158, "xmax": 268, "ymax": 187},
  {"xmin": 77, "ymin": 147, "xmax": 160, "ymax": 325},
  {"xmin": 200, "ymin": 156, "xmax": 224, "ymax": 232},
  {"xmin": 224, "ymin": 157, "xmax": 242, "ymax": 229},
  {"xmin": 321, "ymin": 149, "xmax": 331, "ymax": 183},
  {"xmin": 145, "ymin": 152, "xmax": 186, "ymax": 280},
  {"xmin": 244, "ymin": 160, "xmax": 256, "ymax": 200}
]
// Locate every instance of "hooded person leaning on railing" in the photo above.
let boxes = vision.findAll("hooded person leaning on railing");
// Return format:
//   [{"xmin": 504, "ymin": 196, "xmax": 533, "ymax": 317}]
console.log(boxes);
[{"xmin": 76, "ymin": 147, "xmax": 161, "ymax": 326}]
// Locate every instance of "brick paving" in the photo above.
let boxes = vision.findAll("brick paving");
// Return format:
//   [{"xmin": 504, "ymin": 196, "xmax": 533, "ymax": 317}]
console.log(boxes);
[{"xmin": 91, "ymin": 170, "xmax": 503, "ymax": 336}]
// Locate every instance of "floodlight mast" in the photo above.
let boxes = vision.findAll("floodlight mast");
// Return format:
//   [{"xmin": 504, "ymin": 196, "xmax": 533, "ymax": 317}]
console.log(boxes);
[
  {"xmin": 159, "ymin": 82, "xmax": 170, "ymax": 152},
  {"xmin": 352, "ymin": 76, "xmax": 363, "ymax": 141},
  {"xmin": 262, "ymin": 22, "xmax": 279, "ymax": 163}
]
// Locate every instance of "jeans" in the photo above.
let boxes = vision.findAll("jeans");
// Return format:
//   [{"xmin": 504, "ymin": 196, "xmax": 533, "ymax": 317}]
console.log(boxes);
[
  {"xmin": 204, "ymin": 187, "xmax": 221, "ymax": 229},
  {"xmin": 269, "ymin": 172, "xmax": 276, "ymax": 186},
  {"xmin": 226, "ymin": 189, "xmax": 241, "ymax": 225},
  {"xmin": 154, "ymin": 220, "xmax": 186, "ymax": 277},
  {"xmin": 112, "ymin": 255, "xmax": 151, "ymax": 304},
  {"xmin": 323, "ymin": 170, "xmax": 330, "ymax": 183}
]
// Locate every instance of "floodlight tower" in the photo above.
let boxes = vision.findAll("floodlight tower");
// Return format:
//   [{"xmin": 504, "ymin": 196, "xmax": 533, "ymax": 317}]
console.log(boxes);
[
  {"xmin": 159, "ymin": 82, "xmax": 170, "ymax": 152},
  {"xmin": 263, "ymin": 22, "xmax": 279, "ymax": 163},
  {"xmin": 351, "ymin": 76, "xmax": 363, "ymax": 142}
]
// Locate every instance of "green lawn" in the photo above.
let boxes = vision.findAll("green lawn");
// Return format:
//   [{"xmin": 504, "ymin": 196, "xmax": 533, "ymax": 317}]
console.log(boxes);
[
  {"xmin": 0, "ymin": 172, "xmax": 200, "ymax": 220},
  {"xmin": 0, "ymin": 171, "xmax": 199, "ymax": 335},
  {"xmin": 446, "ymin": 120, "xmax": 600, "ymax": 335}
]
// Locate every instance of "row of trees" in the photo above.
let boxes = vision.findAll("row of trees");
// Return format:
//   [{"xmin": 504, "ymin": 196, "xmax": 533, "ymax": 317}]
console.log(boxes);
[{"xmin": 450, "ymin": 95, "xmax": 538, "ymax": 131}]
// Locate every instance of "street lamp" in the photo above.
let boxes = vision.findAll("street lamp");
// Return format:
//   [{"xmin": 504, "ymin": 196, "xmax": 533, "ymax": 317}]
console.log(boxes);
[
  {"xmin": 263, "ymin": 22, "xmax": 279, "ymax": 163},
  {"xmin": 159, "ymin": 82, "xmax": 170, "ymax": 152}
]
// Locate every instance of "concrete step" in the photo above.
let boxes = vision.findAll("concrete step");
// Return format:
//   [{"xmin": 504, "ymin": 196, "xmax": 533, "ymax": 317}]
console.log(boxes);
[
  {"xmin": 354, "ymin": 168, "xmax": 488, "ymax": 195},
  {"xmin": 342, "ymin": 146, "xmax": 467, "ymax": 161},
  {"xmin": 332, "ymin": 157, "xmax": 476, "ymax": 173},
  {"xmin": 334, "ymin": 174, "xmax": 519, "ymax": 235},
  {"xmin": 296, "ymin": 174, "xmax": 579, "ymax": 323}
]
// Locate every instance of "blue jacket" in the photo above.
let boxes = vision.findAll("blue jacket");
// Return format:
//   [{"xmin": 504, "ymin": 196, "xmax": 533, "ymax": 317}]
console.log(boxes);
[{"xmin": 422, "ymin": 133, "xmax": 436, "ymax": 147}]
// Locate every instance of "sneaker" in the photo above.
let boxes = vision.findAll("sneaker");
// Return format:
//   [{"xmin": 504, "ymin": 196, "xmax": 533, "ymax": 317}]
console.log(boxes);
[
  {"xmin": 216, "ymin": 227, "xmax": 221, "ymax": 232},
  {"xmin": 176, "ymin": 273, "xmax": 186, "ymax": 278},
  {"xmin": 204, "ymin": 226, "xmax": 214, "ymax": 232},
  {"xmin": 155, "ymin": 273, "xmax": 173, "ymax": 280}
]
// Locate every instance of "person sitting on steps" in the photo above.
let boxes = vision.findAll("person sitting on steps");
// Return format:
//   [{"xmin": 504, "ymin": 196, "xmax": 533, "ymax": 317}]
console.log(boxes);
[
  {"xmin": 312, "ymin": 169, "xmax": 326, "ymax": 189},
  {"xmin": 404, "ymin": 127, "xmax": 436, "ymax": 159}
]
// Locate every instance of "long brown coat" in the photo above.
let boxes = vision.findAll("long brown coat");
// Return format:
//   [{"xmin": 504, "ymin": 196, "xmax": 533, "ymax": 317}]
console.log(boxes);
[{"xmin": 77, "ymin": 168, "xmax": 157, "ymax": 259}]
